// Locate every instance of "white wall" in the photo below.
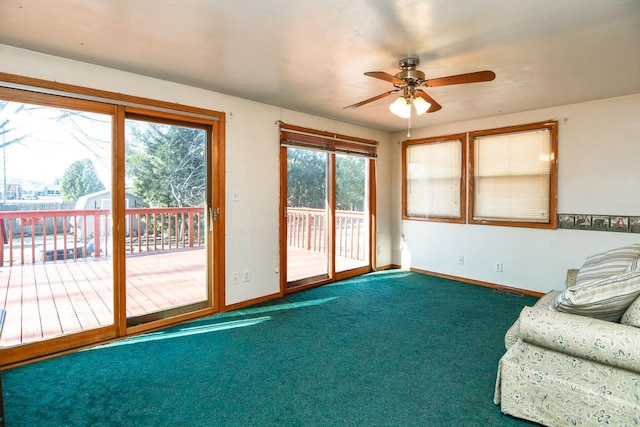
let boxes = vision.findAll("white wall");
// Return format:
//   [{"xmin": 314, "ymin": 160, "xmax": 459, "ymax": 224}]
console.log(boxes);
[
  {"xmin": 0, "ymin": 44, "xmax": 393, "ymax": 306},
  {"xmin": 392, "ymin": 94, "xmax": 640, "ymax": 293}
]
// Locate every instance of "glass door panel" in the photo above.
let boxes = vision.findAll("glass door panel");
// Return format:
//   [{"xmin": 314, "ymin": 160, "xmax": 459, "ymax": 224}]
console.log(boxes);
[
  {"xmin": 0, "ymin": 98, "xmax": 113, "ymax": 347},
  {"xmin": 286, "ymin": 147, "xmax": 329, "ymax": 285},
  {"xmin": 124, "ymin": 117, "xmax": 209, "ymax": 324},
  {"xmin": 335, "ymin": 154, "xmax": 369, "ymax": 273}
]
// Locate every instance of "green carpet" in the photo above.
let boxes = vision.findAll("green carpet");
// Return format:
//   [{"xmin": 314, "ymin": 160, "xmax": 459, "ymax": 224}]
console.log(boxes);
[{"xmin": 3, "ymin": 271, "xmax": 539, "ymax": 426}]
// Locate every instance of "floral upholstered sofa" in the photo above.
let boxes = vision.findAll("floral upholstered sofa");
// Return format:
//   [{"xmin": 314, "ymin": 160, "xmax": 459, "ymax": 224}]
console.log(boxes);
[{"xmin": 494, "ymin": 244, "xmax": 640, "ymax": 426}]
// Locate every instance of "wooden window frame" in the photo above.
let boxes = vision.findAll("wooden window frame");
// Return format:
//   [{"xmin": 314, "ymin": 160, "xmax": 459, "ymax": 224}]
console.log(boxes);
[
  {"xmin": 402, "ymin": 133, "xmax": 467, "ymax": 223},
  {"xmin": 468, "ymin": 120, "xmax": 558, "ymax": 229}
]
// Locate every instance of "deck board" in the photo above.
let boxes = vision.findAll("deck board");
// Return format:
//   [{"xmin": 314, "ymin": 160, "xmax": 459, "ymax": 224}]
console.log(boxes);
[
  {"xmin": 287, "ymin": 247, "xmax": 368, "ymax": 282},
  {"xmin": 4, "ymin": 267, "xmax": 24, "ymax": 344},
  {"xmin": 22, "ymin": 266, "xmax": 42, "ymax": 343},
  {"xmin": 72, "ymin": 258, "xmax": 112, "ymax": 325},
  {"xmin": 126, "ymin": 254, "xmax": 173, "ymax": 316},
  {"xmin": 34, "ymin": 263, "xmax": 62, "ymax": 339},
  {"xmin": 44, "ymin": 260, "xmax": 82, "ymax": 334},
  {"xmin": 58, "ymin": 261, "xmax": 99, "ymax": 331}
]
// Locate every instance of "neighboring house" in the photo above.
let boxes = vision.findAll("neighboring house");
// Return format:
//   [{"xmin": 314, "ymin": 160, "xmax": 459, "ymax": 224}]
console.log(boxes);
[{"xmin": 72, "ymin": 189, "xmax": 145, "ymax": 240}]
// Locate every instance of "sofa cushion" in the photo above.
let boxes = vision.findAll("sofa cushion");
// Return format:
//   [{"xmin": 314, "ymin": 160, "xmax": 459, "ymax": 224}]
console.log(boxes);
[
  {"xmin": 552, "ymin": 258, "xmax": 640, "ymax": 322},
  {"xmin": 575, "ymin": 243, "xmax": 640, "ymax": 285},
  {"xmin": 621, "ymin": 294, "xmax": 640, "ymax": 328}
]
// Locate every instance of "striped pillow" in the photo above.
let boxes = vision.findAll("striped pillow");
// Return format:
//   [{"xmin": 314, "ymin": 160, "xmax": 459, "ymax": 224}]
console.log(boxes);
[
  {"xmin": 621, "ymin": 295, "xmax": 640, "ymax": 328},
  {"xmin": 553, "ymin": 258, "xmax": 640, "ymax": 322},
  {"xmin": 576, "ymin": 243, "xmax": 640, "ymax": 285}
]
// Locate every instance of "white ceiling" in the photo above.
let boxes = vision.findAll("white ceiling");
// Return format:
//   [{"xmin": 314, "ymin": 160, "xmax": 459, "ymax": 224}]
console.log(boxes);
[{"xmin": 1, "ymin": 0, "xmax": 639, "ymax": 132}]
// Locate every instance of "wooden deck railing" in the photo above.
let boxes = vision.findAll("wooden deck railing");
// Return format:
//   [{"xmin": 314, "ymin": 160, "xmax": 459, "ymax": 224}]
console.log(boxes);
[
  {"xmin": 1, "ymin": 206, "xmax": 362, "ymax": 266},
  {"xmin": 286, "ymin": 207, "xmax": 366, "ymax": 261},
  {"xmin": 0, "ymin": 207, "xmax": 205, "ymax": 266}
]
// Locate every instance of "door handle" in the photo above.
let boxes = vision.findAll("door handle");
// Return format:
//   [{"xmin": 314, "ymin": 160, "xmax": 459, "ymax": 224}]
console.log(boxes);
[{"xmin": 209, "ymin": 207, "xmax": 219, "ymax": 231}]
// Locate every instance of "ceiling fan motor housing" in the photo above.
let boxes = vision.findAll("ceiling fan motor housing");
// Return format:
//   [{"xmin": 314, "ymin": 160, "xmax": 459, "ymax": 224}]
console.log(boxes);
[
  {"xmin": 395, "ymin": 58, "xmax": 425, "ymax": 86},
  {"xmin": 395, "ymin": 69, "xmax": 425, "ymax": 85}
]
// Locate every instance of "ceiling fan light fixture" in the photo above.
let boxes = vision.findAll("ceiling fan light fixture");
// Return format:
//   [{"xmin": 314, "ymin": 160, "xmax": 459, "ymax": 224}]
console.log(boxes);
[
  {"xmin": 389, "ymin": 96, "xmax": 412, "ymax": 118},
  {"xmin": 412, "ymin": 96, "xmax": 431, "ymax": 115}
]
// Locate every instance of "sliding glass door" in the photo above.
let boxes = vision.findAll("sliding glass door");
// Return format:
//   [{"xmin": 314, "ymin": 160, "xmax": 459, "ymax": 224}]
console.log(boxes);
[
  {"xmin": 285, "ymin": 147, "xmax": 330, "ymax": 284},
  {"xmin": 0, "ymin": 76, "xmax": 224, "ymax": 365},
  {"xmin": 0, "ymin": 88, "xmax": 116, "ymax": 356},
  {"xmin": 124, "ymin": 114, "xmax": 212, "ymax": 326},
  {"xmin": 335, "ymin": 154, "xmax": 370, "ymax": 273},
  {"xmin": 280, "ymin": 124, "xmax": 376, "ymax": 291}
]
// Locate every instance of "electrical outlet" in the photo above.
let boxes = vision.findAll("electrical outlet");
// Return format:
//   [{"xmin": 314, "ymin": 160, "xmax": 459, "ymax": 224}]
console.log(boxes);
[
  {"xmin": 232, "ymin": 272, "xmax": 240, "ymax": 285},
  {"xmin": 458, "ymin": 256, "xmax": 464, "ymax": 265},
  {"xmin": 243, "ymin": 270, "xmax": 250, "ymax": 282},
  {"xmin": 495, "ymin": 262, "xmax": 503, "ymax": 272}
]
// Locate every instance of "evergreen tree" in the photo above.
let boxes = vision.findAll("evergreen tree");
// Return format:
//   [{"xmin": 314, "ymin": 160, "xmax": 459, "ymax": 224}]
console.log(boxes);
[
  {"xmin": 287, "ymin": 148, "xmax": 327, "ymax": 209},
  {"xmin": 287, "ymin": 149, "xmax": 366, "ymax": 211},
  {"xmin": 336, "ymin": 155, "xmax": 365, "ymax": 211},
  {"xmin": 60, "ymin": 158, "xmax": 105, "ymax": 202},
  {"xmin": 126, "ymin": 122, "xmax": 205, "ymax": 207}
]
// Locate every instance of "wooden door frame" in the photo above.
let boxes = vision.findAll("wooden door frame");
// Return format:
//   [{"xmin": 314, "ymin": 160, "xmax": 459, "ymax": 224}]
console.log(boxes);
[
  {"xmin": 0, "ymin": 72, "xmax": 226, "ymax": 365},
  {"xmin": 279, "ymin": 147, "xmax": 376, "ymax": 294}
]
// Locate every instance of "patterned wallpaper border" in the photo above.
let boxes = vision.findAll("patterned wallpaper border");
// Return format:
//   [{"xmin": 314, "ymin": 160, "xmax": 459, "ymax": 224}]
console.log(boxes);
[{"xmin": 558, "ymin": 214, "xmax": 640, "ymax": 233}]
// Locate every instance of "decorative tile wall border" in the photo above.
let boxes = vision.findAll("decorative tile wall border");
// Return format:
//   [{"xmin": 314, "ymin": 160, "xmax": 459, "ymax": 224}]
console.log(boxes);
[{"xmin": 558, "ymin": 214, "xmax": 640, "ymax": 233}]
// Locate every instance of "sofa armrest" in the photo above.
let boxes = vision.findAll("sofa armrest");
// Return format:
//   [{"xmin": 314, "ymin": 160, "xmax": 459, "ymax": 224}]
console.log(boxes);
[
  {"xmin": 504, "ymin": 290, "xmax": 561, "ymax": 349},
  {"xmin": 565, "ymin": 268, "xmax": 579, "ymax": 288},
  {"xmin": 519, "ymin": 306, "xmax": 640, "ymax": 373}
]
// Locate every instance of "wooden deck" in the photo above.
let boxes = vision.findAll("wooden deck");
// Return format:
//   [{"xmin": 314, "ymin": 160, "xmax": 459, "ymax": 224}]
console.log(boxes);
[
  {"xmin": 287, "ymin": 247, "xmax": 368, "ymax": 282},
  {"xmin": 0, "ymin": 247, "xmax": 367, "ymax": 349},
  {"xmin": 0, "ymin": 248, "xmax": 206, "ymax": 348}
]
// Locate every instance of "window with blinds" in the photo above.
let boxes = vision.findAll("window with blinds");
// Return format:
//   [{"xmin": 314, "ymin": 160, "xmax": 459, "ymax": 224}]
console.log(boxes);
[
  {"xmin": 469, "ymin": 121, "xmax": 558, "ymax": 228},
  {"xmin": 403, "ymin": 134, "xmax": 465, "ymax": 222}
]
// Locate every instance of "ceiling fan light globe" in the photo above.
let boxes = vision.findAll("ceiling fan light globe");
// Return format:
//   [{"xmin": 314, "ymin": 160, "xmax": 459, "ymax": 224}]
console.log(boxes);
[
  {"xmin": 412, "ymin": 97, "xmax": 431, "ymax": 115},
  {"xmin": 389, "ymin": 97, "xmax": 412, "ymax": 118}
]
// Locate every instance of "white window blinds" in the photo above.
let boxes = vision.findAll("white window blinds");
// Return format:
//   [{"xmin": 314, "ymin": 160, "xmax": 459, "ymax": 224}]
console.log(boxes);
[
  {"xmin": 405, "ymin": 138, "xmax": 463, "ymax": 220},
  {"xmin": 472, "ymin": 128, "xmax": 553, "ymax": 222}
]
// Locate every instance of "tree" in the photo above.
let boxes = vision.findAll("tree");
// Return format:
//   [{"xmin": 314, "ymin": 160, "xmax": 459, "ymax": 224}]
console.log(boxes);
[
  {"xmin": 336, "ymin": 156, "xmax": 365, "ymax": 211},
  {"xmin": 287, "ymin": 148, "xmax": 327, "ymax": 209},
  {"xmin": 1, "ymin": 99, "xmax": 111, "ymax": 204},
  {"xmin": 1, "ymin": 101, "xmax": 29, "ymax": 149},
  {"xmin": 0, "ymin": 100, "xmax": 110, "ymax": 156},
  {"xmin": 287, "ymin": 149, "xmax": 366, "ymax": 211},
  {"xmin": 60, "ymin": 158, "xmax": 105, "ymax": 202},
  {"xmin": 126, "ymin": 122, "xmax": 205, "ymax": 207}
]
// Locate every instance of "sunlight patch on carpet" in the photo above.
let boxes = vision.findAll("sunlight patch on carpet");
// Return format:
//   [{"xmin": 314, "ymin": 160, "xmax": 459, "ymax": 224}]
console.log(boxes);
[
  {"xmin": 88, "ymin": 316, "xmax": 272, "ymax": 350},
  {"xmin": 217, "ymin": 296, "xmax": 338, "ymax": 319}
]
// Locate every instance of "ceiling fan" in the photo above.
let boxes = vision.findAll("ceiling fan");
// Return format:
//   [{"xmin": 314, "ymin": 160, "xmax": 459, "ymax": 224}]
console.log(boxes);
[{"xmin": 344, "ymin": 57, "xmax": 496, "ymax": 120}]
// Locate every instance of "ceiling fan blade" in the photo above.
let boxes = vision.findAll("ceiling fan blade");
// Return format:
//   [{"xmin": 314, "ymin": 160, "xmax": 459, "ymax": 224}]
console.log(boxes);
[
  {"xmin": 344, "ymin": 90, "xmax": 399, "ymax": 109},
  {"xmin": 425, "ymin": 70, "xmax": 496, "ymax": 87},
  {"xmin": 415, "ymin": 89, "xmax": 442, "ymax": 113},
  {"xmin": 364, "ymin": 71, "xmax": 406, "ymax": 86}
]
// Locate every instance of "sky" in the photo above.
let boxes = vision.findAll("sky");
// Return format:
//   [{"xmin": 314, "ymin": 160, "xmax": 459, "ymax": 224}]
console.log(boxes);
[{"xmin": 1, "ymin": 101, "xmax": 112, "ymax": 190}]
